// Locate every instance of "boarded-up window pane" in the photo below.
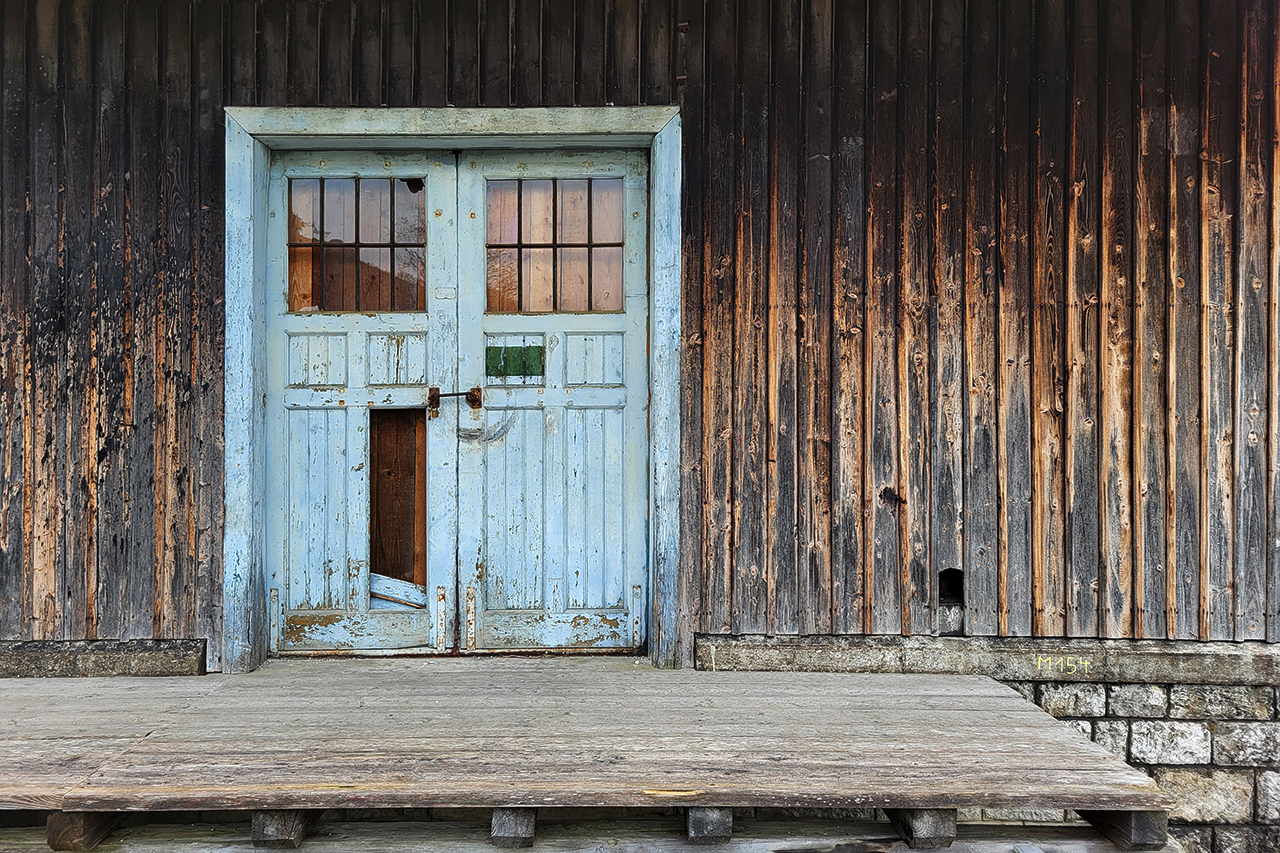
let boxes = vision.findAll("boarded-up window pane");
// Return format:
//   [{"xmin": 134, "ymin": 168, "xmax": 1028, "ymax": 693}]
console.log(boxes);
[{"xmin": 370, "ymin": 409, "xmax": 426, "ymax": 587}]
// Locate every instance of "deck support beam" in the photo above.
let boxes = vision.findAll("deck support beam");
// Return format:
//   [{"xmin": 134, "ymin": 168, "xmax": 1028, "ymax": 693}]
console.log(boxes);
[
  {"xmin": 1076, "ymin": 809, "xmax": 1168, "ymax": 851},
  {"xmin": 686, "ymin": 807, "xmax": 733, "ymax": 844},
  {"xmin": 251, "ymin": 809, "xmax": 323, "ymax": 848},
  {"xmin": 490, "ymin": 807, "xmax": 537, "ymax": 848},
  {"xmin": 884, "ymin": 808, "xmax": 957, "ymax": 849},
  {"xmin": 46, "ymin": 812, "xmax": 122, "ymax": 851}
]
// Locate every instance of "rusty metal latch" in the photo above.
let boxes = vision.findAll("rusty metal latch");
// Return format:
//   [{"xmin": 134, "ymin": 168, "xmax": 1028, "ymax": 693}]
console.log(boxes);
[{"xmin": 428, "ymin": 386, "xmax": 482, "ymax": 419}]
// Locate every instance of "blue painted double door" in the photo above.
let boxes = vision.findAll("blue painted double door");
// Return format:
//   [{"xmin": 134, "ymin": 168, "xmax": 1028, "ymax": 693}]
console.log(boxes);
[{"xmin": 263, "ymin": 150, "xmax": 650, "ymax": 654}]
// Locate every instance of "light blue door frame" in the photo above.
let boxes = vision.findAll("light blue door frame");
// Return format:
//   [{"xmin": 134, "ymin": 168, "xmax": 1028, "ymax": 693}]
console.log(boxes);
[{"xmin": 222, "ymin": 107, "xmax": 682, "ymax": 671}]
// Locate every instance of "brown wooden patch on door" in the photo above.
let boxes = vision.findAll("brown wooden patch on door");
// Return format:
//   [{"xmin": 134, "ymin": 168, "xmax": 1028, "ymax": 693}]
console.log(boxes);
[{"xmin": 370, "ymin": 409, "xmax": 426, "ymax": 587}]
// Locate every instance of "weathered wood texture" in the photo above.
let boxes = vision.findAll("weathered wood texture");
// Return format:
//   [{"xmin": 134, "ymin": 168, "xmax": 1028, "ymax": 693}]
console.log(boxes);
[{"xmin": 1, "ymin": 0, "xmax": 1279, "ymax": 659}]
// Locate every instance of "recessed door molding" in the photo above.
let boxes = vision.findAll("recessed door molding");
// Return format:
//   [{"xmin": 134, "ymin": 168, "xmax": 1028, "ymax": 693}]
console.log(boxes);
[{"xmin": 223, "ymin": 106, "xmax": 682, "ymax": 672}]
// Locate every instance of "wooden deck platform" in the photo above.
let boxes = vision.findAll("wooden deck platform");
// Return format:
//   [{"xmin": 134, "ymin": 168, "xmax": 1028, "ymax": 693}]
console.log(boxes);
[{"xmin": 0, "ymin": 658, "xmax": 1170, "ymax": 850}]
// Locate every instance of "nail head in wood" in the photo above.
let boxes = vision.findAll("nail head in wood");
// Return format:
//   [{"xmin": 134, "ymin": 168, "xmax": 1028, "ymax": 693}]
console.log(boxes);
[
  {"xmin": 46, "ymin": 812, "xmax": 122, "ymax": 851},
  {"xmin": 490, "ymin": 807, "xmax": 537, "ymax": 848},
  {"xmin": 1076, "ymin": 809, "xmax": 1168, "ymax": 851},
  {"xmin": 686, "ymin": 807, "xmax": 733, "ymax": 844},
  {"xmin": 251, "ymin": 809, "xmax": 323, "ymax": 848},
  {"xmin": 884, "ymin": 808, "xmax": 958, "ymax": 849}
]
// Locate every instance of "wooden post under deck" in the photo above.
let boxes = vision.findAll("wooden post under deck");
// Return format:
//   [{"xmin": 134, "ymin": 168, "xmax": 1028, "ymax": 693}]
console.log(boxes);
[
  {"xmin": 45, "ymin": 812, "xmax": 121, "ymax": 852},
  {"xmin": 1076, "ymin": 809, "xmax": 1169, "ymax": 851},
  {"xmin": 490, "ymin": 808, "xmax": 537, "ymax": 848},
  {"xmin": 686, "ymin": 807, "xmax": 733, "ymax": 843},
  {"xmin": 884, "ymin": 808, "xmax": 958, "ymax": 849},
  {"xmin": 251, "ymin": 809, "xmax": 323, "ymax": 849}
]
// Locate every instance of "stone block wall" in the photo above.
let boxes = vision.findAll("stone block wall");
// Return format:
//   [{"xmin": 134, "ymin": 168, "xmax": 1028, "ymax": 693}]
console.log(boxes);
[{"xmin": 1008, "ymin": 681, "xmax": 1280, "ymax": 853}]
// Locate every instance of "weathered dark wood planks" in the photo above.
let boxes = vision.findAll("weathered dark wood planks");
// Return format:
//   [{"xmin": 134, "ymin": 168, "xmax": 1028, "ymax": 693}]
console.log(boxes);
[
  {"xmin": 1, "ymin": 0, "xmax": 1279, "ymax": 654},
  {"xmin": 1064, "ymin": 0, "xmax": 1102, "ymax": 639}
]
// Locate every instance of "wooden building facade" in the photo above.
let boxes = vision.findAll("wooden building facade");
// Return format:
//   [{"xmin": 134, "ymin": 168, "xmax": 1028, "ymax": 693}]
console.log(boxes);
[{"xmin": 0, "ymin": 0, "xmax": 1278, "ymax": 671}]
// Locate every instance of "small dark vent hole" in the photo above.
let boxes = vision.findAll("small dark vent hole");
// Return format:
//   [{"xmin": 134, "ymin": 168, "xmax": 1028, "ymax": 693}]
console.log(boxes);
[{"xmin": 938, "ymin": 568, "xmax": 964, "ymax": 605}]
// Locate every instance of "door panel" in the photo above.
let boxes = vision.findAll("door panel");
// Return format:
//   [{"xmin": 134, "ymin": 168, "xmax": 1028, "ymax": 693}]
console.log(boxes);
[
  {"xmin": 457, "ymin": 151, "xmax": 650, "ymax": 652},
  {"xmin": 265, "ymin": 152, "xmax": 459, "ymax": 653}
]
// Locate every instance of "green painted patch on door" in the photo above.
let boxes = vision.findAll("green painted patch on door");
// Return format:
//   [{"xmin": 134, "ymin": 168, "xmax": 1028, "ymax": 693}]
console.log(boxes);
[{"xmin": 486, "ymin": 345, "xmax": 545, "ymax": 377}]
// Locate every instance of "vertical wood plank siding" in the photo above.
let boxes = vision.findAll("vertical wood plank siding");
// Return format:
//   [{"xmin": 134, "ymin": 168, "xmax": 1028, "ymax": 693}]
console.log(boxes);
[{"xmin": 1, "ymin": 1, "xmax": 1279, "ymax": 666}]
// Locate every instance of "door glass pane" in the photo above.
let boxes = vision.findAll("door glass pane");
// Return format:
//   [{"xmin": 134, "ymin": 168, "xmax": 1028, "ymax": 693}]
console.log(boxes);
[
  {"xmin": 359, "ymin": 179, "xmax": 391, "ymax": 243},
  {"xmin": 323, "ymin": 247, "xmax": 357, "ymax": 311},
  {"xmin": 487, "ymin": 181, "xmax": 519, "ymax": 244},
  {"xmin": 289, "ymin": 179, "xmax": 320, "ymax": 243},
  {"xmin": 324, "ymin": 179, "xmax": 356, "ymax": 243},
  {"xmin": 394, "ymin": 178, "xmax": 427, "ymax": 243},
  {"xmin": 558, "ymin": 247, "xmax": 589, "ymax": 312},
  {"xmin": 521, "ymin": 248, "xmax": 554, "ymax": 313},
  {"xmin": 591, "ymin": 179, "xmax": 624, "ymax": 243},
  {"xmin": 487, "ymin": 248, "xmax": 519, "ymax": 312},
  {"xmin": 288, "ymin": 246, "xmax": 317, "ymax": 312},
  {"xmin": 591, "ymin": 246, "xmax": 623, "ymax": 312},
  {"xmin": 394, "ymin": 246, "xmax": 425, "ymax": 312},
  {"xmin": 557, "ymin": 180, "xmax": 589, "ymax": 244},
  {"xmin": 360, "ymin": 248, "xmax": 392, "ymax": 311},
  {"xmin": 521, "ymin": 180, "xmax": 555, "ymax": 244}
]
